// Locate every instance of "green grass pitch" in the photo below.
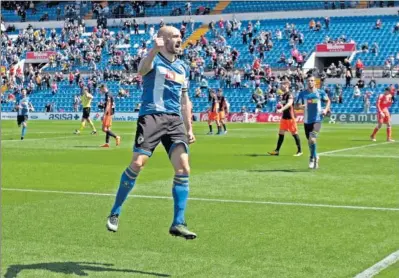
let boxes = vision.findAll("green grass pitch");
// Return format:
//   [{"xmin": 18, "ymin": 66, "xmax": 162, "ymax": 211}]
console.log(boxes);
[{"xmin": 1, "ymin": 120, "xmax": 398, "ymax": 278}]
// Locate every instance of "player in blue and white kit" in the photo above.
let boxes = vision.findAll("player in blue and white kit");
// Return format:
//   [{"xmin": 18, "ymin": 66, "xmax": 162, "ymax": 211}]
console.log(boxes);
[
  {"xmin": 107, "ymin": 26, "xmax": 197, "ymax": 239},
  {"xmin": 16, "ymin": 89, "xmax": 33, "ymax": 140},
  {"xmin": 296, "ymin": 76, "xmax": 331, "ymax": 169}
]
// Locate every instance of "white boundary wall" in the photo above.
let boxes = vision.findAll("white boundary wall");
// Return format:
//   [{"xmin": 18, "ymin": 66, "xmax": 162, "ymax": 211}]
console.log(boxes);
[{"xmin": 2, "ymin": 112, "xmax": 399, "ymax": 124}]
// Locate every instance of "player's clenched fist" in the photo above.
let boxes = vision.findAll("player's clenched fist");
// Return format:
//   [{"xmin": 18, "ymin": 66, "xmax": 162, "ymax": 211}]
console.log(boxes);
[{"xmin": 154, "ymin": 37, "xmax": 164, "ymax": 52}]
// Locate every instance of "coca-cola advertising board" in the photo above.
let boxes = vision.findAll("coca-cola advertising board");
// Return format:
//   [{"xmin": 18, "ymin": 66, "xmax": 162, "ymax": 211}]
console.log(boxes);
[
  {"xmin": 25, "ymin": 51, "xmax": 57, "ymax": 63},
  {"xmin": 199, "ymin": 113, "xmax": 304, "ymax": 123}
]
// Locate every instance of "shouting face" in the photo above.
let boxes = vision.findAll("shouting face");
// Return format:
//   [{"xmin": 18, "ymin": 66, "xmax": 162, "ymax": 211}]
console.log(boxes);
[{"xmin": 162, "ymin": 27, "xmax": 182, "ymax": 55}]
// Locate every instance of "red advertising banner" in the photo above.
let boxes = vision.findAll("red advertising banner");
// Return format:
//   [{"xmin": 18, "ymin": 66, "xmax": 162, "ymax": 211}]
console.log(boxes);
[
  {"xmin": 25, "ymin": 51, "xmax": 57, "ymax": 62},
  {"xmin": 315, "ymin": 43, "xmax": 356, "ymax": 53},
  {"xmin": 257, "ymin": 113, "xmax": 304, "ymax": 123},
  {"xmin": 199, "ymin": 112, "xmax": 304, "ymax": 123}
]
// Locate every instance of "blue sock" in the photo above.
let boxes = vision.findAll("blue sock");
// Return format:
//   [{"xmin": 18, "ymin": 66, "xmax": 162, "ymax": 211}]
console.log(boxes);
[
  {"xmin": 21, "ymin": 126, "xmax": 27, "ymax": 137},
  {"xmin": 110, "ymin": 166, "xmax": 138, "ymax": 216},
  {"xmin": 309, "ymin": 142, "xmax": 317, "ymax": 158},
  {"xmin": 172, "ymin": 174, "xmax": 189, "ymax": 226}
]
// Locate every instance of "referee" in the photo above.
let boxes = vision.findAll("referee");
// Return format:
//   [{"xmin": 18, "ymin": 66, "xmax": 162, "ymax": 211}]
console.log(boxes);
[{"xmin": 74, "ymin": 87, "xmax": 97, "ymax": 135}]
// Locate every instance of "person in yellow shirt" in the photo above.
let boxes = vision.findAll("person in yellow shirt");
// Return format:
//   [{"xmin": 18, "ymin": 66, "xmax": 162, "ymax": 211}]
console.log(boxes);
[{"xmin": 74, "ymin": 87, "xmax": 97, "ymax": 135}]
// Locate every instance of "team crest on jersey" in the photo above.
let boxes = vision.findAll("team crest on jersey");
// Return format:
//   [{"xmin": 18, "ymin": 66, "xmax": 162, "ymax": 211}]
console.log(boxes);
[{"xmin": 137, "ymin": 135, "xmax": 144, "ymax": 144}]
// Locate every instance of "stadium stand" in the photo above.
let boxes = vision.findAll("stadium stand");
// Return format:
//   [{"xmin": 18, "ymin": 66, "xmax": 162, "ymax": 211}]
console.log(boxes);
[{"xmin": 1, "ymin": 1, "xmax": 399, "ymax": 116}]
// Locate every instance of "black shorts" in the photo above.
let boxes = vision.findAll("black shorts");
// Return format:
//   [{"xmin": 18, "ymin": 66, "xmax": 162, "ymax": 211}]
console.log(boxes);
[
  {"xmin": 134, "ymin": 113, "xmax": 189, "ymax": 157},
  {"xmin": 82, "ymin": 107, "xmax": 91, "ymax": 119},
  {"xmin": 304, "ymin": 122, "xmax": 321, "ymax": 139},
  {"xmin": 17, "ymin": 115, "xmax": 28, "ymax": 126}
]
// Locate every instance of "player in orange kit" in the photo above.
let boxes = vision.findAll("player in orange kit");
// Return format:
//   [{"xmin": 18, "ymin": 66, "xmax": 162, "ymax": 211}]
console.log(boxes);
[
  {"xmin": 217, "ymin": 88, "xmax": 229, "ymax": 134},
  {"xmin": 370, "ymin": 87, "xmax": 394, "ymax": 142},
  {"xmin": 99, "ymin": 84, "xmax": 121, "ymax": 147},
  {"xmin": 207, "ymin": 89, "xmax": 221, "ymax": 135}
]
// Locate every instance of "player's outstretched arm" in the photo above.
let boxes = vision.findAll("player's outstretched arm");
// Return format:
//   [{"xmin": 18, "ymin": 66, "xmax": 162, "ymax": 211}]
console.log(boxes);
[
  {"xmin": 181, "ymin": 90, "xmax": 195, "ymax": 144},
  {"xmin": 138, "ymin": 37, "xmax": 164, "ymax": 76}
]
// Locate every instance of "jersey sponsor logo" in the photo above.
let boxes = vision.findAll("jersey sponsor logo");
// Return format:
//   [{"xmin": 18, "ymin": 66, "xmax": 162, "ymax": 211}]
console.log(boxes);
[
  {"xmin": 307, "ymin": 99, "xmax": 318, "ymax": 104},
  {"xmin": 165, "ymin": 69, "xmax": 185, "ymax": 85}
]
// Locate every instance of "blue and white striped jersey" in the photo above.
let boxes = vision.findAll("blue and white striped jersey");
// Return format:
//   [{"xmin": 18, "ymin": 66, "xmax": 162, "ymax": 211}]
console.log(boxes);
[
  {"xmin": 296, "ymin": 89, "xmax": 328, "ymax": 124},
  {"xmin": 16, "ymin": 95, "xmax": 30, "ymax": 116},
  {"xmin": 139, "ymin": 53, "xmax": 189, "ymax": 117}
]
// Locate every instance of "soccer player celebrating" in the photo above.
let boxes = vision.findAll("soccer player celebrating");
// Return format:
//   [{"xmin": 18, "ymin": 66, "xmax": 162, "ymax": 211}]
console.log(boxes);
[
  {"xmin": 296, "ymin": 76, "xmax": 331, "ymax": 169},
  {"xmin": 16, "ymin": 89, "xmax": 33, "ymax": 140},
  {"xmin": 268, "ymin": 77, "xmax": 302, "ymax": 156},
  {"xmin": 370, "ymin": 87, "xmax": 395, "ymax": 142},
  {"xmin": 207, "ymin": 89, "xmax": 221, "ymax": 135},
  {"xmin": 217, "ymin": 88, "xmax": 228, "ymax": 134},
  {"xmin": 106, "ymin": 26, "xmax": 197, "ymax": 239},
  {"xmin": 74, "ymin": 87, "xmax": 97, "ymax": 135},
  {"xmin": 99, "ymin": 84, "xmax": 121, "ymax": 148}
]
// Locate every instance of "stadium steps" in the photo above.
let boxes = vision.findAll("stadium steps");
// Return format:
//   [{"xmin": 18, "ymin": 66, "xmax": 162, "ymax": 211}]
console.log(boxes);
[
  {"xmin": 84, "ymin": 11, "xmax": 93, "ymax": 19},
  {"xmin": 357, "ymin": 1, "xmax": 368, "ymax": 8},
  {"xmin": 182, "ymin": 1, "xmax": 230, "ymax": 48},
  {"xmin": 182, "ymin": 25, "xmax": 209, "ymax": 48},
  {"xmin": 209, "ymin": 0, "xmax": 231, "ymax": 15}
]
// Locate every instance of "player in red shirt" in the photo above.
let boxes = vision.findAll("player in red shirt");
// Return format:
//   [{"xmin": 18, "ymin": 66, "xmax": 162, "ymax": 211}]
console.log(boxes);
[{"xmin": 370, "ymin": 88, "xmax": 394, "ymax": 142}]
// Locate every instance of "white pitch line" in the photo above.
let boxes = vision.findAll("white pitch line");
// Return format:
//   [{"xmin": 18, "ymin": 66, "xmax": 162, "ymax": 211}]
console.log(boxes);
[
  {"xmin": 319, "ymin": 142, "xmax": 392, "ymax": 156},
  {"xmin": 1, "ymin": 135, "xmax": 79, "ymax": 142},
  {"xmin": 354, "ymin": 250, "xmax": 399, "ymax": 278},
  {"xmin": 2, "ymin": 188, "xmax": 399, "ymax": 212},
  {"xmin": 322, "ymin": 154, "xmax": 399, "ymax": 159},
  {"xmin": 0, "ymin": 132, "xmax": 137, "ymax": 142}
]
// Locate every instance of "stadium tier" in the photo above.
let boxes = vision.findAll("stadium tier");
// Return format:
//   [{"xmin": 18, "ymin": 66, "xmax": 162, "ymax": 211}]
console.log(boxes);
[
  {"xmin": 3, "ymin": 14, "xmax": 399, "ymax": 72},
  {"xmin": 2, "ymin": 1, "xmax": 398, "ymax": 22},
  {"xmin": 1, "ymin": 1, "xmax": 89, "ymax": 22},
  {"xmin": 201, "ymin": 15, "xmax": 399, "ymax": 69},
  {"xmin": 2, "ymin": 76, "xmax": 398, "ymax": 114},
  {"xmin": 1, "ymin": 3, "xmax": 399, "ymax": 115}
]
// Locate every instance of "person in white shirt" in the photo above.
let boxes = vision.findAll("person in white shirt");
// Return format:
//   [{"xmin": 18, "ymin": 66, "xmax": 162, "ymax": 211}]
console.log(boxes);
[
  {"xmin": 353, "ymin": 85, "xmax": 361, "ymax": 98},
  {"xmin": 233, "ymin": 70, "xmax": 241, "ymax": 88}
]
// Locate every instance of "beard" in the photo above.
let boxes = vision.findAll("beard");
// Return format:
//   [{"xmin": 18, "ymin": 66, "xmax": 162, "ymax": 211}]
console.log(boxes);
[{"xmin": 166, "ymin": 41, "xmax": 182, "ymax": 55}]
